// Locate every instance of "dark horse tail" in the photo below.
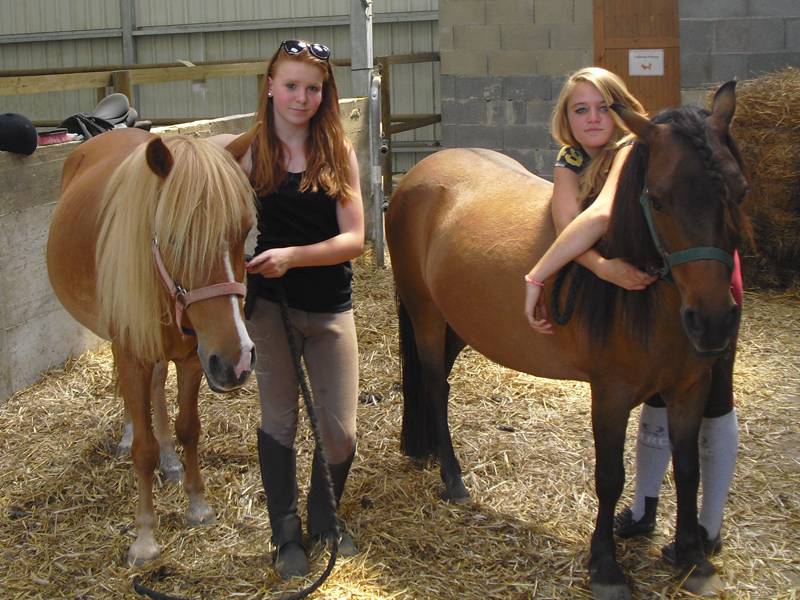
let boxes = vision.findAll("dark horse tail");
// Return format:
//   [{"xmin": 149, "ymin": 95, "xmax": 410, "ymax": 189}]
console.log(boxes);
[{"xmin": 398, "ymin": 298, "xmax": 439, "ymax": 460}]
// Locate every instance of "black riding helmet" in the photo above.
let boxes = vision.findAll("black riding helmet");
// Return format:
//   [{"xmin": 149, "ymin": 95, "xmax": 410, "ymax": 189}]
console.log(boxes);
[{"xmin": 0, "ymin": 112, "xmax": 38, "ymax": 155}]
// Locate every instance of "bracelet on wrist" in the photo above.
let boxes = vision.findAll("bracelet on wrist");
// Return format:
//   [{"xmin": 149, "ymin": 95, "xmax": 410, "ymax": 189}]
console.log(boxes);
[{"xmin": 524, "ymin": 274, "xmax": 545, "ymax": 287}]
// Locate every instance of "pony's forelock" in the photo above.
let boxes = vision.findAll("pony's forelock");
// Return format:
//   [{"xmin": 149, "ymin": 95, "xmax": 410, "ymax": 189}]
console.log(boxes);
[{"xmin": 95, "ymin": 134, "xmax": 254, "ymax": 361}]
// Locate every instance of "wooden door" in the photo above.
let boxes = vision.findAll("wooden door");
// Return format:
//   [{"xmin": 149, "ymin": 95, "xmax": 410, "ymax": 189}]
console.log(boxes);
[{"xmin": 593, "ymin": 0, "xmax": 680, "ymax": 114}]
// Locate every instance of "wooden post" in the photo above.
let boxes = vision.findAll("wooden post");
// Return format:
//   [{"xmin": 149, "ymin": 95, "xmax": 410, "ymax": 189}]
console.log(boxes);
[{"xmin": 111, "ymin": 70, "xmax": 133, "ymax": 102}]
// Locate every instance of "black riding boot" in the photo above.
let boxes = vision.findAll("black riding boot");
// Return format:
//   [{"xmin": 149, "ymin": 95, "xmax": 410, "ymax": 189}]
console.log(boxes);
[
  {"xmin": 256, "ymin": 428, "xmax": 309, "ymax": 579},
  {"xmin": 614, "ymin": 496, "xmax": 659, "ymax": 538},
  {"xmin": 307, "ymin": 446, "xmax": 358, "ymax": 557}
]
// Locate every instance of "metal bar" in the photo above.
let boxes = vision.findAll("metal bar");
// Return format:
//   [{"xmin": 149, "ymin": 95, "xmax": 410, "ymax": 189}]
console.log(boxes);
[
  {"xmin": 377, "ymin": 57, "xmax": 393, "ymax": 198},
  {"xmin": 0, "ymin": 29, "xmax": 121, "ymax": 44},
  {"xmin": 0, "ymin": 15, "xmax": 438, "ymax": 46},
  {"xmin": 369, "ymin": 72, "xmax": 385, "ymax": 268},
  {"xmin": 350, "ymin": 0, "xmax": 373, "ymax": 98}
]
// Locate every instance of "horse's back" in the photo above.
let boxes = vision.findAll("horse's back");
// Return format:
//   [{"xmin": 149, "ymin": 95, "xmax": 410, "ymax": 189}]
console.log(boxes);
[
  {"xmin": 386, "ymin": 148, "xmax": 587, "ymax": 380},
  {"xmin": 48, "ymin": 129, "xmax": 155, "ymax": 337},
  {"xmin": 60, "ymin": 128, "xmax": 153, "ymax": 193}
]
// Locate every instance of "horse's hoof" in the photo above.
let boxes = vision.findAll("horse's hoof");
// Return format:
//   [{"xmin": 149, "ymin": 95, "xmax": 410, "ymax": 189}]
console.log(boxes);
[
  {"xmin": 408, "ymin": 456, "xmax": 427, "ymax": 469},
  {"xmin": 161, "ymin": 465, "xmax": 184, "ymax": 484},
  {"xmin": 440, "ymin": 487, "xmax": 471, "ymax": 505},
  {"xmin": 127, "ymin": 540, "xmax": 160, "ymax": 566},
  {"xmin": 159, "ymin": 450, "xmax": 184, "ymax": 484},
  {"xmin": 682, "ymin": 571, "xmax": 724, "ymax": 596},
  {"xmin": 590, "ymin": 582, "xmax": 632, "ymax": 600},
  {"xmin": 186, "ymin": 501, "xmax": 215, "ymax": 527}
]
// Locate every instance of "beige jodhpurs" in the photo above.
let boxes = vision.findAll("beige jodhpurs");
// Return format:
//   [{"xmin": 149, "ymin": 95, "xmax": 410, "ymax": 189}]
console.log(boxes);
[{"xmin": 247, "ymin": 298, "xmax": 358, "ymax": 464}]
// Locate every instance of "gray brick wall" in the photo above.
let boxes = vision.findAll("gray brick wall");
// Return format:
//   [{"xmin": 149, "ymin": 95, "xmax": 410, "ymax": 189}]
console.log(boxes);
[
  {"xmin": 439, "ymin": 0, "xmax": 800, "ymax": 177},
  {"xmin": 680, "ymin": 1, "xmax": 800, "ymax": 102},
  {"xmin": 439, "ymin": 0, "xmax": 590, "ymax": 177}
]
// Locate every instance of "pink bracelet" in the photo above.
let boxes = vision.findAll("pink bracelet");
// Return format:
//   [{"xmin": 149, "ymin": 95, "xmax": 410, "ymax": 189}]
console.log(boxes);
[{"xmin": 524, "ymin": 274, "xmax": 545, "ymax": 287}]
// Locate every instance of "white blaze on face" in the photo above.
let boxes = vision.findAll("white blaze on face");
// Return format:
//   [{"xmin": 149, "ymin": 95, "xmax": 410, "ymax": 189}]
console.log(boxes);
[{"xmin": 223, "ymin": 250, "xmax": 255, "ymax": 377}]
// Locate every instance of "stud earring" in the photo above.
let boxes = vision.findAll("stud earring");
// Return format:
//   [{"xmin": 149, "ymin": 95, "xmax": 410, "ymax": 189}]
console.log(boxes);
[{"xmin": 268, "ymin": 90, "xmax": 273, "ymax": 97}]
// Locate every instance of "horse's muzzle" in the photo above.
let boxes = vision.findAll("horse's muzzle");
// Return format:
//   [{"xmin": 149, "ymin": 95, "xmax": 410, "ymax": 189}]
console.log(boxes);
[
  {"xmin": 682, "ymin": 302, "xmax": 739, "ymax": 356},
  {"xmin": 202, "ymin": 344, "xmax": 255, "ymax": 393}
]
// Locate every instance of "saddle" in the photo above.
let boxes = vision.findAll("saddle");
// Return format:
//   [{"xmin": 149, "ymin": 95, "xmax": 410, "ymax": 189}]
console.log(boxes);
[{"xmin": 60, "ymin": 93, "xmax": 151, "ymax": 140}]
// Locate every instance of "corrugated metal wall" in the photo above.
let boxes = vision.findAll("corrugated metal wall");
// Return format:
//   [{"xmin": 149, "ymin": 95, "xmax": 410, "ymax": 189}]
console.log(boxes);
[{"xmin": 0, "ymin": 0, "xmax": 439, "ymax": 172}]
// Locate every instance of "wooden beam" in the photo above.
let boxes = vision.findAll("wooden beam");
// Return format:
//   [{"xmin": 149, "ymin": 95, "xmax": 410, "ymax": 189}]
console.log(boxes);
[
  {"xmin": 0, "ymin": 72, "xmax": 113, "ymax": 96},
  {"xmin": 389, "ymin": 115, "xmax": 441, "ymax": 135}
]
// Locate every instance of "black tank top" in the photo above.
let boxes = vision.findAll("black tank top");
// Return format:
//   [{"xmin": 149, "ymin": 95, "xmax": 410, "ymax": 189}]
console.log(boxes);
[{"xmin": 250, "ymin": 172, "xmax": 352, "ymax": 312}]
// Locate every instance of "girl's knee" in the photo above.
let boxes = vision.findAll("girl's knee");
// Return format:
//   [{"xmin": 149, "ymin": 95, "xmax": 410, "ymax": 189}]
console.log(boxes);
[{"xmin": 324, "ymin": 434, "xmax": 356, "ymax": 465}]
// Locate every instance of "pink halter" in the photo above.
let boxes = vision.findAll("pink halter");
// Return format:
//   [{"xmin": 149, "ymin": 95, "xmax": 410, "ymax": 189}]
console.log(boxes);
[{"xmin": 151, "ymin": 238, "xmax": 246, "ymax": 335}]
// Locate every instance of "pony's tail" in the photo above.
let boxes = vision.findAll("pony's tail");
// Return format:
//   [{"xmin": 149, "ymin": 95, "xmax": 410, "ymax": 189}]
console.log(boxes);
[{"xmin": 398, "ymin": 297, "xmax": 438, "ymax": 460}]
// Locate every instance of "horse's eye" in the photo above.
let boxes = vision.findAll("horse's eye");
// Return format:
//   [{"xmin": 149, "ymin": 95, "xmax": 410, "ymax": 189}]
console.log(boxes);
[{"xmin": 650, "ymin": 197, "xmax": 663, "ymax": 211}]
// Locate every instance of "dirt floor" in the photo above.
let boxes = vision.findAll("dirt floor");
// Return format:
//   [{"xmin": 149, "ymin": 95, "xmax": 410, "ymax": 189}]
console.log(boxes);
[{"xmin": 1, "ymin": 248, "xmax": 798, "ymax": 599}]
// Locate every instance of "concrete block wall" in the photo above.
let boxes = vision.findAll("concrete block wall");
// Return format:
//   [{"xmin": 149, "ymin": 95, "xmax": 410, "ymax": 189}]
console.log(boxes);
[
  {"xmin": 439, "ymin": 0, "xmax": 592, "ymax": 178},
  {"xmin": 680, "ymin": 0, "xmax": 800, "ymax": 105}
]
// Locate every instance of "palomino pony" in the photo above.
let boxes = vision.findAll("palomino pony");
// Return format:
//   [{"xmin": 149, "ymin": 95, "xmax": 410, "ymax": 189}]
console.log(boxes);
[
  {"xmin": 47, "ymin": 125, "xmax": 259, "ymax": 566},
  {"xmin": 386, "ymin": 81, "xmax": 750, "ymax": 598}
]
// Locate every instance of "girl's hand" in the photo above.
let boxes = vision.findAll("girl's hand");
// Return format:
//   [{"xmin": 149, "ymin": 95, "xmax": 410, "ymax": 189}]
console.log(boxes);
[
  {"xmin": 598, "ymin": 258, "xmax": 658, "ymax": 290},
  {"xmin": 246, "ymin": 248, "xmax": 295, "ymax": 278},
  {"xmin": 524, "ymin": 280, "xmax": 553, "ymax": 334}
]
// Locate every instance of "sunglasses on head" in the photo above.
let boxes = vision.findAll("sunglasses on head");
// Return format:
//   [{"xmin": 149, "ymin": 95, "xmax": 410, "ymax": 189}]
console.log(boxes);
[{"xmin": 280, "ymin": 39, "xmax": 331, "ymax": 61}]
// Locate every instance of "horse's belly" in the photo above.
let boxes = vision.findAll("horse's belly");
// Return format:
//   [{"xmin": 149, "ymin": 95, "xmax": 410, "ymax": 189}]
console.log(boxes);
[
  {"xmin": 46, "ymin": 180, "xmax": 107, "ymax": 339},
  {"xmin": 423, "ymin": 177, "xmax": 588, "ymax": 381}
]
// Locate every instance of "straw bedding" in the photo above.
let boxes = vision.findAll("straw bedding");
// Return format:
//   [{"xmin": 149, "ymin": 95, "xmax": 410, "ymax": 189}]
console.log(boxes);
[
  {"xmin": 724, "ymin": 67, "xmax": 800, "ymax": 289},
  {"xmin": 1, "ymin": 247, "xmax": 798, "ymax": 599}
]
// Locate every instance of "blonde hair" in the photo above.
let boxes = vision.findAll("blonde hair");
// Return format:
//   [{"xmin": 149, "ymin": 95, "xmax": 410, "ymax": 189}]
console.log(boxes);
[
  {"xmin": 551, "ymin": 67, "xmax": 647, "ymax": 203},
  {"xmin": 96, "ymin": 135, "xmax": 255, "ymax": 361},
  {"xmin": 250, "ymin": 42, "xmax": 353, "ymax": 202}
]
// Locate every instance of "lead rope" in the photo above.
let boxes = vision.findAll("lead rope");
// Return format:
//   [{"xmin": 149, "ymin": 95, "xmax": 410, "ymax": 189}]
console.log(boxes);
[
  {"xmin": 132, "ymin": 283, "xmax": 339, "ymax": 600},
  {"xmin": 550, "ymin": 263, "xmax": 585, "ymax": 326},
  {"xmin": 273, "ymin": 284, "xmax": 339, "ymax": 599}
]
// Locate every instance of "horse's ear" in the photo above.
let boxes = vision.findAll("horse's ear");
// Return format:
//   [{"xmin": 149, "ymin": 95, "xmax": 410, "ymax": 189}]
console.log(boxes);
[
  {"xmin": 225, "ymin": 121, "xmax": 261, "ymax": 161},
  {"xmin": 710, "ymin": 80, "xmax": 737, "ymax": 129},
  {"xmin": 611, "ymin": 103, "xmax": 655, "ymax": 142},
  {"xmin": 145, "ymin": 137, "xmax": 174, "ymax": 178}
]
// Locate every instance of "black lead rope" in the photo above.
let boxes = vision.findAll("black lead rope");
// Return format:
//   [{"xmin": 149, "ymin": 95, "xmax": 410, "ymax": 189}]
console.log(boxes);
[
  {"xmin": 550, "ymin": 262, "xmax": 585, "ymax": 326},
  {"xmin": 132, "ymin": 284, "xmax": 339, "ymax": 600},
  {"xmin": 273, "ymin": 285, "xmax": 339, "ymax": 599}
]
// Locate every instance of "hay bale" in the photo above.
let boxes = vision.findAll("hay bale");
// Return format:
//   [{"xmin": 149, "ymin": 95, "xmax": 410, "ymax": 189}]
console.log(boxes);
[{"xmin": 720, "ymin": 67, "xmax": 800, "ymax": 288}]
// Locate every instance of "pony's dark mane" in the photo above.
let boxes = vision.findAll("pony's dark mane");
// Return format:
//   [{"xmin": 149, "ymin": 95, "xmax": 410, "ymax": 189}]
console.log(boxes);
[{"xmin": 568, "ymin": 104, "xmax": 751, "ymax": 348}]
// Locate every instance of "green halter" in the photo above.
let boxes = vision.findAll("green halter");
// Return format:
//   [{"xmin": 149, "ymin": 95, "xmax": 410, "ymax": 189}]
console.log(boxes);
[{"xmin": 639, "ymin": 189, "xmax": 734, "ymax": 279}]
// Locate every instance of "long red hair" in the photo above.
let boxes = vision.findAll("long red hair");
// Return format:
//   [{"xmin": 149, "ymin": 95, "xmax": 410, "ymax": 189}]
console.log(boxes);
[{"xmin": 250, "ymin": 43, "xmax": 353, "ymax": 202}]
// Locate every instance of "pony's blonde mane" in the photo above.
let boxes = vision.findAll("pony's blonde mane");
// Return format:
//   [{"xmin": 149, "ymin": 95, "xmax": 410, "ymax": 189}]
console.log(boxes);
[{"xmin": 96, "ymin": 134, "xmax": 255, "ymax": 361}]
